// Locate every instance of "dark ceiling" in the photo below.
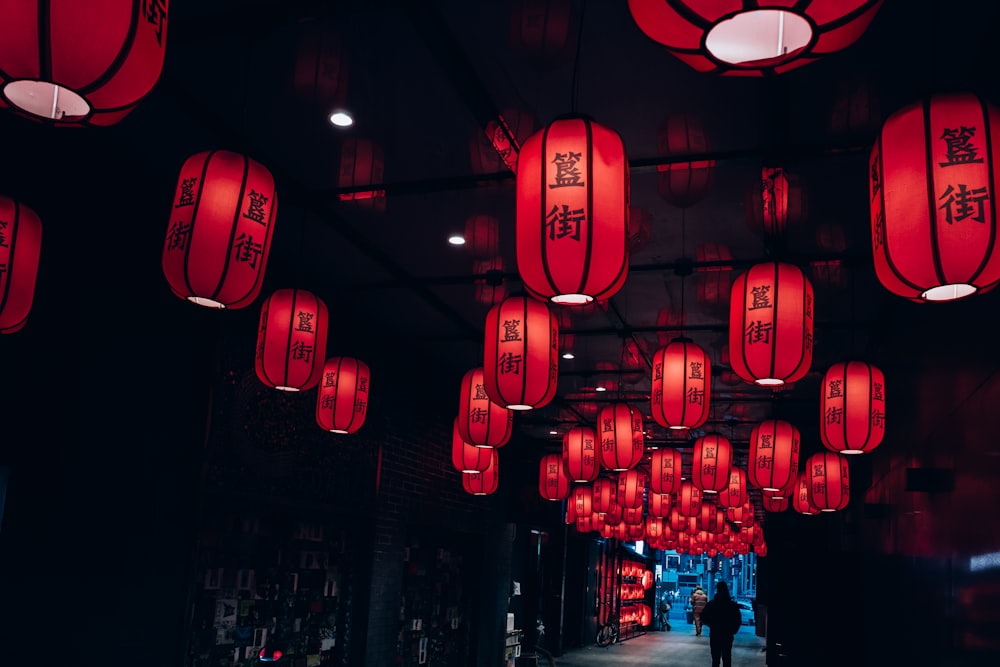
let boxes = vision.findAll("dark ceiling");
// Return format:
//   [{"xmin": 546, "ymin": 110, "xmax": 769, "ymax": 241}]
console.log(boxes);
[{"xmin": 4, "ymin": 0, "xmax": 1000, "ymax": 532}]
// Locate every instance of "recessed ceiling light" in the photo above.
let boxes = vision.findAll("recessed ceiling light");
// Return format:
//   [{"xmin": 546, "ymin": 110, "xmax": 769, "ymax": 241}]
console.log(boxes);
[
  {"xmin": 594, "ymin": 386, "xmax": 607, "ymax": 392},
  {"xmin": 562, "ymin": 352, "xmax": 575, "ymax": 359},
  {"xmin": 549, "ymin": 430, "xmax": 558, "ymax": 435},
  {"xmin": 448, "ymin": 235, "xmax": 466, "ymax": 245},
  {"xmin": 328, "ymin": 109, "xmax": 354, "ymax": 127}
]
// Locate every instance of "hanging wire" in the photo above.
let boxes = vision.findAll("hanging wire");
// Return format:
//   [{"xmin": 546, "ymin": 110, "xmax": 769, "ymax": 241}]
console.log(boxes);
[{"xmin": 569, "ymin": 0, "xmax": 588, "ymax": 113}]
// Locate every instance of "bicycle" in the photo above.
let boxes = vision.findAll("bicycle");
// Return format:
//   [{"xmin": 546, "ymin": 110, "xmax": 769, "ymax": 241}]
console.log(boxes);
[
  {"xmin": 595, "ymin": 617, "xmax": 620, "ymax": 647},
  {"xmin": 533, "ymin": 620, "xmax": 557, "ymax": 667}
]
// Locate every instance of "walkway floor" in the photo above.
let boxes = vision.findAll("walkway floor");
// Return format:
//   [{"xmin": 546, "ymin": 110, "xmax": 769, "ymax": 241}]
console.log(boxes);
[{"xmin": 550, "ymin": 624, "xmax": 766, "ymax": 667}]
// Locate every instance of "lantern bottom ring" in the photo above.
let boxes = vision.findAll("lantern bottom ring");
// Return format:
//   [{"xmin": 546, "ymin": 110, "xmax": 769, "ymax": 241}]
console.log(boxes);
[
  {"xmin": 551, "ymin": 294, "xmax": 593, "ymax": 305},
  {"xmin": 187, "ymin": 296, "xmax": 227, "ymax": 309},
  {"xmin": 755, "ymin": 378, "xmax": 785, "ymax": 386},
  {"xmin": 507, "ymin": 404, "xmax": 534, "ymax": 411},
  {"xmin": 274, "ymin": 386, "xmax": 301, "ymax": 392},
  {"xmin": 762, "ymin": 487, "xmax": 780, "ymax": 492},
  {"xmin": 3, "ymin": 80, "xmax": 92, "ymax": 120},
  {"xmin": 921, "ymin": 283, "xmax": 976, "ymax": 301},
  {"xmin": 330, "ymin": 429, "xmax": 349, "ymax": 434},
  {"xmin": 668, "ymin": 425, "xmax": 690, "ymax": 431},
  {"xmin": 841, "ymin": 449, "xmax": 864, "ymax": 455},
  {"xmin": 702, "ymin": 489, "xmax": 718, "ymax": 494},
  {"xmin": 820, "ymin": 509, "xmax": 836, "ymax": 513},
  {"xmin": 704, "ymin": 10, "xmax": 812, "ymax": 67}
]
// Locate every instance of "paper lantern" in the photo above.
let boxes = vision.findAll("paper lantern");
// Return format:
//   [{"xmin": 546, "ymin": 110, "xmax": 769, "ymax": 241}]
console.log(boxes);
[
  {"xmin": 463, "ymin": 448, "xmax": 499, "ymax": 496},
  {"xmin": 291, "ymin": 20, "xmax": 348, "ymax": 116},
  {"xmin": 516, "ymin": 115, "xmax": 629, "ymax": 304},
  {"xmin": 692, "ymin": 434, "xmax": 732, "ymax": 494},
  {"xmin": 870, "ymin": 92, "xmax": 1000, "ymax": 301},
  {"xmin": 539, "ymin": 452, "xmax": 571, "ymax": 501},
  {"xmin": 699, "ymin": 503, "xmax": 726, "ymax": 533},
  {"xmin": 338, "ymin": 137, "xmax": 385, "ymax": 209},
  {"xmin": 656, "ymin": 114, "xmax": 714, "ymax": 207},
  {"xmin": 255, "ymin": 289, "xmax": 328, "ymax": 391},
  {"xmin": 591, "ymin": 478, "xmax": 616, "ymax": 514},
  {"xmin": 0, "ymin": 197, "xmax": 42, "ymax": 334},
  {"xmin": 695, "ymin": 243, "xmax": 734, "ymax": 307},
  {"xmin": 655, "ymin": 306, "xmax": 685, "ymax": 346},
  {"xmin": 0, "ymin": 0, "xmax": 168, "ymax": 125},
  {"xmin": 562, "ymin": 426, "xmax": 599, "ymax": 482},
  {"xmin": 452, "ymin": 418, "xmax": 493, "ymax": 473},
  {"xmin": 729, "ymin": 261, "xmax": 814, "ymax": 386},
  {"xmin": 748, "ymin": 420, "xmax": 800, "ymax": 492},
  {"xmin": 678, "ymin": 481, "xmax": 703, "ymax": 517},
  {"xmin": 571, "ymin": 485, "xmax": 593, "ymax": 518},
  {"xmin": 575, "ymin": 515, "xmax": 594, "ymax": 533},
  {"xmin": 726, "ymin": 504, "xmax": 754, "ymax": 526},
  {"xmin": 473, "ymin": 257, "xmax": 507, "ymax": 306},
  {"xmin": 622, "ymin": 506, "xmax": 644, "ymax": 526},
  {"xmin": 508, "ymin": 0, "xmax": 574, "ymax": 67},
  {"xmin": 793, "ymin": 471, "xmax": 821, "ymax": 515},
  {"xmin": 806, "ymin": 452, "xmax": 850, "ymax": 512},
  {"xmin": 483, "ymin": 296, "xmax": 559, "ymax": 410},
  {"xmin": 646, "ymin": 516, "xmax": 664, "ymax": 540},
  {"xmin": 762, "ymin": 494, "xmax": 789, "ymax": 513},
  {"xmin": 162, "ymin": 150, "xmax": 277, "ymax": 309},
  {"xmin": 597, "ymin": 403, "xmax": 644, "ymax": 471},
  {"xmin": 628, "ymin": 0, "xmax": 882, "ymax": 76},
  {"xmin": 649, "ymin": 448, "xmax": 683, "ymax": 495},
  {"xmin": 463, "ymin": 215, "xmax": 500, "ymax": 260},
  {"xmin": 457, "ymin": 367, "xmax": 513, "ymax": 447},
  {"xmin": 471, "ymin": 108, "xmax": 535, "ymax": 175},
  {"xmin": 650, "ymin": 339, "xmax": 711, "ymax": 430},
  {"xmin": 316, "ymin": 356, "xmax": 370, "ymax": 434},
  {"xmin": 617, "ymin": 469, "xmax": 647, "ymax": 509},
  {"xmin": 649, "ymin": 492, "xmax": 672, "ymax": 519},
  {"xmin": 721, "ymin": 467, "xmax": 748, "ymax": 510},
  {"xmin": 746, "ymin": 167, "xmax": 806, "ymax": 238},
  {"xmin": 820, "ymin": 361, "xmax": 886, "ymax": 455}
]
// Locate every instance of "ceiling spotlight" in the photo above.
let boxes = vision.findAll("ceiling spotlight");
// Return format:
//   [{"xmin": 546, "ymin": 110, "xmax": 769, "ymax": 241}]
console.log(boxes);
[
  {"xmin": 448, "ymin": 235, "xmax": 466, "ymax": 245},
  {"xmin": 328, "ymin": 109, "xmax": 354, "ymax": 127},
  {"xmin": 594, "ymin": 386, "xmax": 607, "ymax": 392},
  {"xmin": 549, "ymin": 430, "xmax": 558, "ymax": 435},
  {"xmin": 562, "ymin": 352, "xmax": 575, "ymax": 359}
]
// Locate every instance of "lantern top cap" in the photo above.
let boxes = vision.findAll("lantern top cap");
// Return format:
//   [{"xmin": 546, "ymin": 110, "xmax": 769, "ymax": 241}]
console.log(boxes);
[{"xmin": 551, "ymin": 112, "xmax": 597, "ymax": 123}]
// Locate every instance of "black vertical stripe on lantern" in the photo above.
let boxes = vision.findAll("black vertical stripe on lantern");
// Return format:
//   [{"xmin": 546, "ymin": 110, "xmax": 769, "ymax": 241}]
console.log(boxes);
[
  {"xmin": 483, "ymin": 295, "xmax": 559, "ymax": 411},
  {"xmin": 256, "ymin": 289, "xmax": 328, "ymax": 392},
  {"xmin": 597, "ymin": 403, "xmax": 642, "ymax": 472},
  {"xmin": 457, "ymin": 367, "xmax": 513, "ymax": 448},
  {"xmin": 0, "ymin": 197, "xmax": 42, "ymax": 334},
  {"xmin": 820, "ymin": 361, "xmax": 886, "ymax": 455},
  {"xmin": 315, "ymin": 356, "xmax": 370, "ymax": 435}
]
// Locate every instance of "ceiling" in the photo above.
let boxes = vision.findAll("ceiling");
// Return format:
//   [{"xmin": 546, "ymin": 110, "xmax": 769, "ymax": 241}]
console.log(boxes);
[{"xmin": 4, "ymin": 0, "xmax": 1000, "ymax": 529}]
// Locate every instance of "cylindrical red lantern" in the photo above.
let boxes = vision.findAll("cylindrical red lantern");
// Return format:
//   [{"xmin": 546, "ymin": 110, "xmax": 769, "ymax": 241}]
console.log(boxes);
[
  {"xmin": 748, "ymin": 420, "xmax": 800, "ymax": 492},
  {"xmin": 0, "ymin": 0, "xmax": 169, "ymax": 125},
  {"xmin": 575, "ymin": 515, "xmax": 594, "ymax": 533},
  {"xmin": 457, "ymin": 367, "xmax": 513, "ymax": 448},
  {"xmin": 793, "ymin": 471, "xmax": 821, "ymax": 515},
  {"xmin": 255, "ymin": 289, "xmax": 328, "ymax": 391},
  {"xmin": 316, "ymin": 356, "xmax": 370, "ymax": 434},
  {"xmin": 729, "ymin": 262, "xmax": 814, "ymax": 386},
  {"xmin": 649, "ymin": 448, "xmax": 683, "ymax": 495},
  {"xmin": 597, "ymin": 403, "xmax": 644, "ymax": 471},
  {"xmin": 656, "ymin": 306, "xmax": 685, "ymax": 347},
  {"xmin": 699, "ymin": 503, "xmax": 726, "ymax": 534},
  {"xmin": 591, "ymin": 477, "xmax": 616, "ymax": 514},
  {"xmin": 562, "ymin": 426, "xmax": 599, "ymax": 483},
  {"xmin": 678, "ymin": 481, "xmax": 703, "ymax": 517},
  {"xmin": 820, "ymin": 361, "xmax": 886, "ymax": 455},
  {"xmin": 622, "ymin": 506, "xmax": 644, "ymax": 526},
  {"xmin": 691, "ymin": 434, "xmax": 732, "ymax": 495},
  {"xmin": 338, "ymin": 137, "xmax": 385, "ymax": 209},
  {"xmin": 695, "ymin": 243, "xmax": 734, "ymax": 307},
  {"xmin": 648, "ymin": 492, "xmax": 672, "ymax": 519},
  {"xmin": 721, "ymin": 467, "xmax": 748, "ymax": 509},
  {"xmin": 162, "ymin": 150, "xmax": 277, "ymax": 309},
  {"xmin": 464, "ymin": 214, "xmax": 500, "ymax": 260},
  {"xmin": 762, "ymin": 494, "xmax": 789, "ymax": 513},
  {"xmin": 617, "ymin": 469, "xmax": 646, "ymax": 509},
  {"xmin": 516, "ymin": 115, "xmax": 629, "ymax": 304},
  {"xmin": 0, "ymin": 197, "xmax": 42, "ymax": 334},
  {"xmin": 571, "ymin": 485, "xmax": 593, "ymax": 518},
  {"xmin": 746, "ymin": 167, "xmax": 806, "ymax": 237},
  {"xmin": 806, "ymin": 451, "xmax": 850, "ymax": 512},
  {"xmin": 656, "ymin": 114, "xmax": 715, "ymax": 207},
  {"xmin": 471, "ymin": 108, "xmax": 535, "ymax": 175},
  {"xmin": 452, "ymin": 418, "xmax": 492, "ymax": 473},
  {"xmin": 628, "ymin": 1, "xmax": 882, "ymax": 76},
  {"xmin": 646, "ymin": 516, "xmax": 664, "ymax": 540},
  {"xmin": 463, "ymin": 448, "xmax": 499, "ymax": 496},
  {"xmin": 650, "ymin": 339, "xmax": 711, "ymax": 430},
  {"xmin": 870, "ymin": 93, "xmax": 1000, "ymax": 301},
  {"xmin": 539, "ymin": 453, "xmax": 571, "ymax": 501},
  {"xmin": 483, "ymin": 296, "xmax": 559, "ymax": 410},
  {"xmin": 726, "ymin": 504, "xmax": 754, "ymax": 525}
]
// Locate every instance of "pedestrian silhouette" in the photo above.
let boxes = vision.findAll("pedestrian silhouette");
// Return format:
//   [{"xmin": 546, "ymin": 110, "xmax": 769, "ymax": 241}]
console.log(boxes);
[
  {"xmin": 689, "ymin": 585, "xmax": 708, "ymax": 636},
  {"xmin": 699, "ymin": 581, "xmax": 743, "ymax": 667}
]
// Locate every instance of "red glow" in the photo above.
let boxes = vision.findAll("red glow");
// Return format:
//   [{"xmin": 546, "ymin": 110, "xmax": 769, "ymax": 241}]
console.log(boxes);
[
  {"xmin": 315, "ymin": 357, "xmax": 370, "ymax": 435},
  {"xmin": 562, "ymin": 426, "xmax": 600, "ymax": 483},
  {"xmin": 462, "ymin": 448, "xmax": 499, "ymax": 495},
  {"xmin": 256, "ymin": 289, "xmax": 328, "ymax": 392},
  {"xmin": 649, "ymin": 448, "xmax": 683, "ymax": 495},
  {"xmin": 748, "ymin": 420, "xmax": 801, "ymax": 492},
  {"xmin": 596, "ymin": 403, "xmax": 643, "ymax": 471},
  {"xmin": 678, "ymin": 481, "xmax": 703, "ymax": 518},
  {"xmin": 656, "ymin": 114, "xmax": 715, "ymax": 207},
  {"xmin": 538, "ymin": 453, "xmax": 570, "ymax": 501},
  {"xmin": 650, "ymin": 339, "xmax": 711, "ymax": 430},
  {"xmin": 337, "ymin": 138, "xmax": 385, "ymax": 208},
  {"xmin": 457, "ymin": 368, "xmax": 513, "ymax": 447},
  {"xmin": 0, "ymin": 197, "xmax": 42, "ymax": 334},
  {"xmin": 721, "ymin": 467, "xmax": 748, "ymax": 510},
  {"xmin": 483, "ymin": 296, "xmax": 559, "ymax": 410},
  {"xmin": 820, "ymin": 361, "xmax": 886, "ymax": 454},
  {"xmin": 452, "ymin": 418, "xmax": 493, "ymax": 473},
  {"xmin": 691, "ymin": 434, "xmax": 732, "ymax": 494},
  {"xmin": 806, "ymin": 451, "xmax": 850, "ymax": 511}
]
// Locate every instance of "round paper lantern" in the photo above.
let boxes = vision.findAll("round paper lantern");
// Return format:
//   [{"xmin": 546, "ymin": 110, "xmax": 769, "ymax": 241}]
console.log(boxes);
[
  {"xmin": 463, "ymin": 448, "xmax": 499, "ymax": 496},
  {"xmin": 746, "ymin": 167, "xmax": 806, "ymax": 238},
  {"xmin": 0, "ymin": 0, "xmax": 168, "ymax": 125},
  {"xmin": 870, "ymin": 93, "xmax": 1000, "ymax": 301},
  {"xmin": 649, "ymin": 493, "xmax": 672, "ymax": 518},
  {"xmin": 483, "ymin": 296, "xmax": 559, "ymax": 410},
  {"xmin": 627, "ymin": 0, "xmax": 882, "ymax": 77},
  {"xmin": 646, "ymin": 516, "xmax": 664, "ymax": 540},
  {"xmin": 452, "ymin": 418, "xmax": 493, "ymax": 473},
  {"xmin": 695, "ymin": 243, "xmax": 734, "ymax": 307},
  {"xmin": 457, "ymin": 367, "xmax": 513, "ymax": 447},
  {"xmin": 539, "ymin": 452, "xmax": 571, "ymax": 501},
  {"xmin": 650, "ymin": 339, "xmax": 711, "ymax": 430},
  {"xmin": 591, "ymin": 477, "xmax": 617, "ymax": 514},
  {"xmin": 649, "ymin": 448, "xmax": 683, "ymax": 495},
  {"xmin": 699, "ymin": 503, "xmax": 726, "ymax": 533},
  {"xmin": 463, "ymin": 214, "xmax": 500, "ymax": 260},
  {"xmin": 516, "ymin": 115, "xmax": 629, "ymax": 304},
  {"xmin": 678, "ymin": 481, "xmax": 703, "ymax": 517},
  {"xmin": 692, "ymin": 434, "xmax": 732, "ymax": 494},
  {"xmin": 622, "ymin": 506, "xmax": 644, "ymax": 526},
  {"xmin": 721, "ymin": 467, "xmax": 748, "ymax": 510},
  {"xmin": 338, "ymin": 137, "xmax": 385, "ymax": 210},
  {"xmin": 762, "ymin": 494, "xmax": 789, "ymax": 513},
  {"xmin": 473, "ymin": 257, "xmax": 507, "ymax": 306},
  {"xmin": 820, "ymin": 361, "xmax": 886, "ymax": 455},
  {"xmin": 575, "ymin": 515, "xmax": 593, "ymax": 533},
  {"xmin": 163, "ymin": 151, "xmax": 277, "ymax": 309},
  {"xmin": 0, "ymin": 197, "xmax": 42, "ymax": 334},
  {"xmin": 292, "ymin": 20, "xmax": 348, "ymax": 116},
  {"xmin": 603, "ymin": 502, "xmax": 624, "ymax": 526},
  {"xmin": 656, "ymin": 114, "xmax": 715, "ymax": 207},
  {"xmin": 597, "ymin": 403, "xmax": 644, "ymax": 471},
  {"xmin": 726, "ymin": 504, "xmax": 754, "ymax": 525},
  {"xmin": 805, "ymin": 451, "xmax": 850, "ymax": 512},
  {"xmin": 729, "ymin": 261, "xmax": 814, "ymax": 386},
  {"xmin": 793, "ymin": 471, "xmax": 821, "ymax": 515},
  {"xmin": 617, "ymin": 469, "xmax": 647, "ymax": 509},
  {"xmin": 571, "ymin": 485, "xmax": 593, "ymax": 517},
  {"xmin": 562, "ymin": 426, "xmax": 599, "ymax": 482},
  {"xmin": 255, "ymin": 289, "xmax": 328, "ymax": 391},
  {"xmin": 471, "ymin": 108, "xmax": 535, "ymax": 175},
  {"xmin": 316, "ymin": 356, "xmax": 370, "ymax": 434},
  {"xmin": 748, "ymin": 420, "xmax": 801, "ymax": 492}
]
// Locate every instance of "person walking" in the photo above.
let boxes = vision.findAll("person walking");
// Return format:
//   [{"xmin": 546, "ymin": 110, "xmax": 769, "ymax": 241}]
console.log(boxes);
[
  {"xmin": 658, "ymin": 596, "xmax": 672, "ymax": 631},
  {"xmin": 699, "ymin": 581, "xmax": 743, "ymax": 667},
  {"xmin": 689, "ymin": 585, "xmax": 708, "ymax": 636}
]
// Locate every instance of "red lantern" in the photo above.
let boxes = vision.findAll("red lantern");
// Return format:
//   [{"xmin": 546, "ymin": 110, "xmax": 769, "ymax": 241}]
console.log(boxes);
[
  {"xmin": 516, "ymin": 115, "xmax": 629, "ymax": 304},
  {"xmin": 338, "ymin": 138, "xmax": 385, "ymax": 209},
  {"xmin": 622, "ymin": 506, "xmax": 644, "ymax": 525},
  {"xmin": 0, "ymin": 197, "xmax": 42, "ymax": 334},
  {"xmin": 562, "ymin": 426, "xmax": 599, "ymax": 482},
  {"xmin": 0, "ymin": 0, "xmax": 168, "ymax": 125},
  {"xmin": 316, "ymin": 356, "xmax": 370, "ymax": 434},
  {"xmin": 628, "ymin": 0, "xmax": 882, "ymax": 76},
  {"xmin": 746, "ymin": 167, "xmax": 806, "ymax": 237},
  {"xmin": 597, "ymin": 403, "xmax": 644, "ymax": 471},
  {"xmin": 508, "ymin": 0, "xmax": 573, "ymax": 66},
  {"xmin": 628, "ymin": 206, "xmax": 653, "ymax": 253},
  {"xmin": 292, "ymin": 20, "xmax": 348, "ymax": 116},
  {"xmin": 646, "ymin": 517, "xmax": 664, "ymax": 540},
  {"xmin": 695, "ymin": 243, "xmax": 734, "ymax": 307},
  {"xmin": 678, "ymin": 481, "xmax": 703, "ymax": 517},
  {"xmin": 820, "ymin": 361, "xmax": 886, "ymax": 455},
  {"xmin": 617, "ymin": 469, "xmax": 647, "ymax": 509},
  {"xmin": 729, "ymin": 262, "xmax": 814, "ymax": 386},
  {"xmin": 650, "ymin": 339, "xmax": 711, "ymax": 430},
  {"xmin": 591, "ymin": 478, "xmax": 616, "ymax": 514},
  {"xmin": 648, "ymin": 492, "xmax": 672, "ymax": 519},
  {"xmin": 539, "ymin": 453, "xmax": 571, "ymax": 501},
  {"xmin": 571, "ymin": 485, "xmax": 593, "ymax": 517},
  {"xmin": 575, "ymin": 515, "xmax": 594, "ymax": 533},
  {"xmin": 762, "ymin": 494, "xmax": 789, "ymax": 513},
  {"xmin": 162, "ymin": 150, "xmax": 277, "ymax": 309},
  {"xmin": 462, "ymin": 448, "xmax": 499, "ymax": 496},
  {"xmin": 699, "ymin": 503, "xmax": 726, "ymax": 534},
  {"xmin": 452, "ymin": 418, "xmax": 492, "ymax": 473},
  {"xmin": 656, "ymin": 114, "xmax": 715, "ymax": 207},
  {"xmin": 473, "ymin": 257, "xmax": 507, "ymax": 306},
  {"xmin": 463, "ymin": 215, "xmax": 500, "ymax": 260},
  {"xmin": 457, "ymin": 368, "xmax": 513, "ymax": 447},
  {"xmin": 483, "ymin": 296, "xmax": 559, "ymax": 410},
  {"xmin": 793, "ymin": 471, "xmax": 821, "ymax": 515},
  {"xmin": 255, "ymin": 289, "xmax": 328, "ymax": 392},
  {"xmin": 717, "ymin": 342, "xmax": 740, "ymax": 386},
  {"xmin": 871, "ymin": 93, "xmax": 1000, "ymax": 301},
  {"xmin": 692, "ymin": 434, "xmax": 732, "ymax": 495},
  {"xmin": 655, "ymin": 306, "xmax": 685, "ymax": 346},
  {"xmin": 806, "ymin": 451, "xmax": 850, "ymax": 512},
  {"xmin": 471, "ymin": 108, "xmax": 535, "ymax": 175},
  {"xmin": 726, "ymin": 504, "xmax": 753, "ymax": 525},
  {"xmin": 748, "ymin": 420, "xmax": 800, "ymax": 492},
  {"xmin": 649, "ymin": 448, "xmax": 683, "ymax": 495},
  {"xmin": 721, "ymin": 467, "xmax": 748, "ymax": 510}
]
